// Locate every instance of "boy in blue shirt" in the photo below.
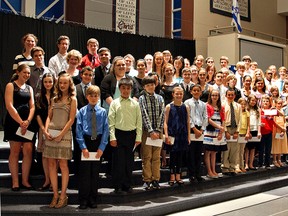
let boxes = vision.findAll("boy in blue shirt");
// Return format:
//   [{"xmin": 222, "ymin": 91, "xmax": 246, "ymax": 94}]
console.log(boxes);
[{"xmin": 76, "ymin": 85, "xmax": 109, "ymax": 209}]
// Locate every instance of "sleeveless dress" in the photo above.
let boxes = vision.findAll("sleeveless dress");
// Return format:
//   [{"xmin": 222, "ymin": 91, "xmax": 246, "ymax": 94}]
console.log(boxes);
[
  {"xmin": 35, "ymin": 95, "xmax": 49, "ymax": 152},
  {"xmin": 4, "ymin": 82, "xmax": 36, "ymax": 142},
  {"xmin": 43, "ymin": 100, "xmax": 72, "ymax": 160},
  {"xmin": 166, "ymin": 103, "xmax": 189, "ymax": 152},
  {"xmin": 203, "ymin": 108, "xmax": 227, "ymax": 152},
  {"xmin": 271, "ymin": 115, "xmax": 288, "ymax": 154}
]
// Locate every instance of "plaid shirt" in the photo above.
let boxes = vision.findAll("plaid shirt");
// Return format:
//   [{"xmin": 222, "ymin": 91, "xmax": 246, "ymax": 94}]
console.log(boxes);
[{"xmin": 138, "ymin": 91, "xmax": 165, "ymax": 133}]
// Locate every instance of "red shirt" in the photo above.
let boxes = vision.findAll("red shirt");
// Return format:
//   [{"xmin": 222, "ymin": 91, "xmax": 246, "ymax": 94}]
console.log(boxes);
[
  {"xmin": 260, "ymin": 109, "xmax": 275, "ymax": 135},
  {"xmin": 79, "ymin": 53, "xmax": 100, "ymax": 70}
]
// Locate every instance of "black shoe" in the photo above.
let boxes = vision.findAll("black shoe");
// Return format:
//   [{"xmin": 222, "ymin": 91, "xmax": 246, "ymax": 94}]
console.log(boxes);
[
  {"xmin": 79, "ymin": 203, "xmax": 88, "ymax": 210},
  {"xmin": 11, "ymin": 187, "xmax": 20, "ymax": 191},
  {"xmin": 230, "ymin": 172, "xmax": 237, "ymax": 176},
  {"xmin": 189, "ymin": 177, "xmax": 197, "ymax": 183},
  {"xmin": 196, "ymin": 176, "xmax": 205, "ymax": 182},
  {"xmin": 151, "ymin": 180, "xmax": 160, "ymax": 189},
  {"xmin": 37, "ymin": 184, "xmax": 50, "ymax": 191},
  {"xmin": 123, "ymin": 187, "xmax": 133, "ymax": 194},
  {"xmin": 249, "ymin": 167, "xmax": 257, "ymax": 171},
  {"xmin": 143, "ymin": 182, "xmax": 152, "ymax": 190},
  {"xmin": 176, "ymin": 180, "xmax": 184, "ymax": 185},
  {"xmin": 168, "ymin": 180, "xmax": 175, "ymax": 186},
  {"xmin": 222, "ymin": 172, "xmax": 230, "ymax": 176},
  {"xmin": 21, "ymin": 185, "xmax": 35, "ymax": 190},
  {"xmin": 89, "ymin": 202, "xmax": 98, "ymax": 208},
  {"xmin": 265, "ymin": 165, "xmax": 272, "ymax": 170},
  {"xmin": 113, "ymin": 188, "xmax": 125, "ymax": 195}
]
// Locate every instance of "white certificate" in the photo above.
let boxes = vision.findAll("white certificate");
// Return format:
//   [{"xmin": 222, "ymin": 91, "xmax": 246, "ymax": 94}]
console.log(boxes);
[
  {"xmin": 238, "ymin": 136, "xmax": 248, "ymax": 143},
  {"xmin": 249, "ymin": 137, "xmax": 261, "ymax": 142},
  {"xmin": 146, "ymin": 137, "xmax": 163, "ymax": 147},
  {"xmin": 49, "ymin": 129, "xmax": 61, "ymax": 137},
  {"xmin": 226, "ymin": 137, "xmax": 238, "ymax": 142},
  {"xmin": 263, "ymin": 109, "xmax": 277, "ymax": 116},
  {"xmin": 275, "ymin": 133, "xmax": 285, "ymax": 139},
  {"xmin": 81, "ymin": 152, "xmax": 100, "ymax": 161},
  {"xmin": 16, "ymin": 127, "xmax": 34, "ymax": 141},
  {"xmin": 190, "ymin": 134, "xmax": 204, "ymax": 141},
  {"xmin": 212, "ymin": 137, "xmax": 225, "ymax": 144}
]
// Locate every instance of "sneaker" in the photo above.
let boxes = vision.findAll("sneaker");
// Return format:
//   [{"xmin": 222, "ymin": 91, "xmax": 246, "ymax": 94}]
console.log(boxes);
[
  {"xmin": 143, "ymin": 182, "xmax": 152, "ymax": 190},
  {"xmin": 151, "ymin": 180, "xmax": 160, "ymax": 189}
]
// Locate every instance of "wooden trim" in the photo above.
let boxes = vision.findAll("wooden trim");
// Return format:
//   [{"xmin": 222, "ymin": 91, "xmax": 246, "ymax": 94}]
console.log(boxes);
[
  {"xmin": 165, "ymin": 0, "xmax": 172, "ymax": 38},
  {"xmin": 65, "ymin": 0, "xmax": 85, "ymax": 24},
  {"xmin": 181, "ymin": 0, "xmax": 193, "ymax": 40}
]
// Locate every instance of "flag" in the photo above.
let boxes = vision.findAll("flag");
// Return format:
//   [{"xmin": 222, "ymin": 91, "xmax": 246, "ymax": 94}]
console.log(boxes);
[{"xmin": 232, "ymin": 0, "xmax": 242, "ymax": 33}]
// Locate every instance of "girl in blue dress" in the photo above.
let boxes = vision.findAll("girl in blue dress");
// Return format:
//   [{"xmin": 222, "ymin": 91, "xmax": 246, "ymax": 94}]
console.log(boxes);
[{"xmin": 164, "ymin": 86, "xmax": 190, "ymax": 186}]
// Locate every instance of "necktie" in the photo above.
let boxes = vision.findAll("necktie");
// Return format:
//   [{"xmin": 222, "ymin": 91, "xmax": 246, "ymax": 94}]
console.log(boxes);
[
  {"xmin": 195, "ymin": 101, "xmax": 200, "ymax": 125},
  {"xmin": 91, "ymin": 109, "xmax": 97, "ymax": 139},
  {"xmin": 240, "ymin": 76, "xmax": 243, "ymax": 89},
  {"xmin": 186, "ymin": 85, "xmax": 190, "ymax": 94},
  {"xmin": 92, "ymin": 56, "xmax": 95, "ymax": 66},
  {"xmin": 280, "ymin": 80, "xmax": 284, "ymax": 92},
  {"xmin": 230, "ymin": 102, "xmax": 237, "ymax": 128},
  {"xmin": 84, "ymin": 85, "xmax": 88, "ymax": 96}
]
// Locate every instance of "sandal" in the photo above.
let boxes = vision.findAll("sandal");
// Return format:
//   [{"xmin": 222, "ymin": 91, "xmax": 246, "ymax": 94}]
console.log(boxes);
[
  {"xmin": 176, "ymin": 180, "xmax": 184, "ymax": 185},
  {"xmin": 168, "ymin": 180, "xmax": 175, "ymax": 186},
  {"xmin": 55, "ymin": 196, "xmax": 68, "ymax": 209},
  {"xmin": 49, "ymin": 196, "xmax": 59, "ymax": 208}
]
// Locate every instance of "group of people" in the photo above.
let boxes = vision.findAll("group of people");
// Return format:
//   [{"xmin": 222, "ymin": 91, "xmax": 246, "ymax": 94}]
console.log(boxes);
[{"xmin": 3, "ymin": 32, "xmax": 288, "ymax": 210}]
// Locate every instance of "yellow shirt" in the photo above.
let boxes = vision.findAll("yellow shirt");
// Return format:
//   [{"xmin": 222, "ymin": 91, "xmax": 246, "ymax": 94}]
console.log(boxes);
[
  {"xmin": 108, "ymin": 96, "xmax": 142, "ymax": 142},
  {"xmin": 239, "ymin": 111, "xmax": 250, "ymax": 135}
]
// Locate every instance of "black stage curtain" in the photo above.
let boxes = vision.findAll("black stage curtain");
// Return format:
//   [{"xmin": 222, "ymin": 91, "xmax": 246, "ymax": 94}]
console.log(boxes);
[{"xmin": 0, "ymin": 12, "xmax": 195, "ymax": 128}]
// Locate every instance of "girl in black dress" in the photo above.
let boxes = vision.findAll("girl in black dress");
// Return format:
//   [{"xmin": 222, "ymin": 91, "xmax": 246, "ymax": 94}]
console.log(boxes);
[{"xmin": 4, "ymin": 64, "xmax": 36, "ymax": 191}]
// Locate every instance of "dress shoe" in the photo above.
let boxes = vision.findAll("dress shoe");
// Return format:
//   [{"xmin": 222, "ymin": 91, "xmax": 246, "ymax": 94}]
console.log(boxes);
[
  {"xmin": 123, "ymin": 187, "xmax": 133, "ymax": 194},
  {"xmin": 196, "ymin": 176, "xmax": 205, "ymax": 182},
  {"xmin": 189, "ymin": 177, "xmax": 196, "ymax": 183},
  {"xmin": 79, "ymin": 203, "xmax": 88, "ymax": 210},
  {"xmin": 249, "ymin": 167, "xmax": 257, "ymax": 171},
  {"xmin": 37, "ymin": 184, "xmax": 50, "ymax": 191},
  {"xmin": 230, "ymin": 172, "xmax": 237, "ymax": 176},
  {"xmin": 113, "ymin": 188, "xmax": 125, "ymax": 195},
  {"xmin": 11, "ymin": 187, "xmax": 20, "ymax": 191},
  {"xmin": 89, "ymin": 202, "xmax": 98, "ymax": 208},
  {"xmin": 21, "ymin": 185, "xmax": 35, "ymax": 190}
]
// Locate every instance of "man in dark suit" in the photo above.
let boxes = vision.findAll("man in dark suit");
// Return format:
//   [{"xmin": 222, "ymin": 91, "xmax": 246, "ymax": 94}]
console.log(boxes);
[{"xmin": 94, "ymin": 47, "xmax": 111, "ymax": 88}]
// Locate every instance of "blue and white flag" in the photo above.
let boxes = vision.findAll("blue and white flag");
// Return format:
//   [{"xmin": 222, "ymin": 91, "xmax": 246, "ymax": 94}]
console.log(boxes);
[{"xmin": 232, "ymin": 0, "xmax": 242, "ymax": 33}]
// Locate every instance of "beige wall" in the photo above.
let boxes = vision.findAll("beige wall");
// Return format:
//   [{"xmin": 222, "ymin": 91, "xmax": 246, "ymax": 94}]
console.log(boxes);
[
  {"xmin": 84, "ymin": 0, "xmax": 165, "ymax": 36},
  {"xmin": 194, "ymin": 0, "xmax": 287, "ymax": 58}
]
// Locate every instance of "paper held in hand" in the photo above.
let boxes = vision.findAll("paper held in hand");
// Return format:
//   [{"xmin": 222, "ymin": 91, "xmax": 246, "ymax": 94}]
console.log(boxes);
[
  {"xmin": 263, "ymin": 109, "xmax": 277, "ymax": 116},
  {"xmin": 275, "ymin": 133, "xmax": 284, "ymax": 139},
  {"xmin": 146, "ymin": 137, "xmax": 164, "ymax": 147},
  {"xmin": 16, "ymin": 127, "xmax": 34, "ymax": 141},
  {"xmin": 190, "ymin": 134, "xmax": 204, "ymax": 141},
  {"xmin": 49, "ymin": 129, "xmax": 61, "ymax": 137},
  {"xmin": 81, "ymin": 152, "xmax": 100, "ymax": 161}
]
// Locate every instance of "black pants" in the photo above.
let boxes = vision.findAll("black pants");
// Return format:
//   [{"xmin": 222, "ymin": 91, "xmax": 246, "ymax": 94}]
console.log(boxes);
[
  {"xmin": 188, "ymin": 126, "xmax": 203, "ymax": 178},
  {"xmin": 78, "ymin": 135, "xmax": 101, "ymax": 205},
  {"xmin": 112, "ymin": 129, "xmax": 136, "ymax": 190}
]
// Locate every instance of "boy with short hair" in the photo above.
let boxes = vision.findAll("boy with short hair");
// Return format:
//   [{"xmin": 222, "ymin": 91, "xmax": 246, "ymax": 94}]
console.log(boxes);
[
  {"xmin": 226, "ymin": 74, "xmax": 241, "ymax": 102},
  {"xmin": 221, "ymin": 88, "xmax": 242, "ymax": 176},
  {"xmin": 76, "ymin": 85, "xmax": 109, "ymax": 209},
  {"xmin": 138, "ymin": 76, "xmax": 165, "ymax": 190},
  {"xmin": 184, "ymin": 84, "xmax": 208, "ymax": 182},
  {"xmin": 108, "ymin": 78, "xmax": 142, "ymax": 194},
  {"xmin": 180, "ymin": 68, "xmax": 193, "ymax": 102}
]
